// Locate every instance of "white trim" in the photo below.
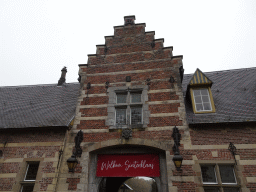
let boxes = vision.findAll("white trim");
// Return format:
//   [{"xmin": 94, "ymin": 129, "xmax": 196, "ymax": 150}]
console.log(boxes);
[
  {"xmin": 220, "ymin": 165, "xmax": 237, "ymax": 185},
  {"xmin": 193, "ymin": 88, "xmax": 212, "ymax": 112},
  {"xmin": 23, "ymin": 163, "xmax": 38, "ymax": 182}
]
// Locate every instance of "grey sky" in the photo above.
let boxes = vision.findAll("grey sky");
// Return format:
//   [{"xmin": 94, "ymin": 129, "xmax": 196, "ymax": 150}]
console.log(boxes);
[{"xmin": 1, "ymin": 0, "xmax": 255, "ymax": 86}]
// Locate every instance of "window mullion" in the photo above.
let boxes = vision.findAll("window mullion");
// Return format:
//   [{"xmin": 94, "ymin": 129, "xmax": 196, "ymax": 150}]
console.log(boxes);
[
  {"xmin": 127, "ymin": 91, "xmax": 130, "ymax": 104},
  {"xmin": 127, "ymin": 106, "xmax": 131, "ymax": 125},
  {"xmin": 201, "ymin": 94, "xmax": 204, "ymax": 111},
  {"xmin": 24, "ymin": 164, "xmax": 30, "ymax": 180},
  {"xmin": 215, "ymin": 165, "xmax": 222, "ymax": 186},
  {"xmin": 128, "ymin": 91, "xmax": 131, "ymax": 125}
]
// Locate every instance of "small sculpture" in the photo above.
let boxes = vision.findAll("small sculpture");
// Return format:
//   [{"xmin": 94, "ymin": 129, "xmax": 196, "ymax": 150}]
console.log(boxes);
[{"xmin": 74, "ymin": 130, "xmax": 84, "ymax": 157}]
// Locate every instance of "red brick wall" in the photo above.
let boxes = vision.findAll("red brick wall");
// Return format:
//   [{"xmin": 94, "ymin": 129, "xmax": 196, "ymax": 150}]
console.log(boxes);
[
  {"xmin": 0, "ymin": 128, "xmax": 65, "ymax": 143},
  {"xmin": 2, "ymin": 146, "xmax": 60, "ymax": 159},
  {"xmin": 190, "ymin": 127, "xmax": 256, "ymax": 145},
  {"xmin": 66, "ymin": 178, "xmax": 80, "ymax": 190},
  {"xmin": 75, "ymin": 18, "xmax": 255, "ymax": 192},
  {"xmin": 40, "ymin": 177, "xmax": 53, "ymax": 191},
  {"xmin": 0, "ymin": 178, "xmax": 16, "ymax": 191},
  {"xmin": 0, "ymin": 163, "xmax": 20, "ymax": 174},
  {"xmin": 77, "ymin": 120, "xmax": 108, "ymax": 129},
  {"xmin": 78, "ymin": 21, "xmax": 183, "ymax": 141},
  {"xmin": 0, "ymin": 128, "xmax": 66, "ymax": 191},
  {"xmin": 172, "ymin": 182, "xmax": 198, "ymax": 192},
  {"xmin": 80, "ymin": 108, "xmax": 107, "ymax": 117},
  {"xmin": 149, "ymin": 104, "xmax": 180, "ymax": 113}
]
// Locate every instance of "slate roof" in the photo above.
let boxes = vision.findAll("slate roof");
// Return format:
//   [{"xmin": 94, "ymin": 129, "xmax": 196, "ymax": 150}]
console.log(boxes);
[
  {"xmin": 183, "ymin": 67, "xmax": 256, "ymax": 124},
  {"xmin": 0, "ymin": 83, "xmax": 80, "ymax": 129}
]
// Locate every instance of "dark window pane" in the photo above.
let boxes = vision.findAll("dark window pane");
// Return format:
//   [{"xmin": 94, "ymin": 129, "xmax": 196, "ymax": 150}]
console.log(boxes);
[
  {"xmin": 21, "ymin": 185, "xmax": 34, "ymax": 192},
  {"xmin": 193, "ymin": 89, "xmax": 201, "ymax": 96},
  {"xmin": 219, "ymin": 165, "xmax": 236, "ymax": 184},
  {"xmin": 196, "ymin": 104, "xmax": 203, "ymax": 111},
  {"xmin": 25, "ymin": 163, "xmax": 39, "ymax": 181},
  {"xmin": 117, "ymin": 94, "xmax": 127, "ymax": 103},
  {"xmin": 203, "ymin": 103, "xmax": 212, "ymax": 111},
  {"xmin": 204, "ymin": 188, "xmax": 219, "ymax": 192},
  {"xmin": 131, "ymin": 107, "xmax": 142, "ymax": 125},
  {"xmin": 202, "ymin": 96, "xmax": 210, "ymax": 102},
  {"xmin": 223, "ymin": 188, "xmax": 239, "ymax": 192},
  {"xmin": 201, "ymin": 89, "xmax": 209, "ymax": 95},
  {"xmin": 116, "ymin": 108, "xmax": 126, "ymax": 125},
  {"xmin": 201, "ymin": 165, "xmax": 217, "ymax": 183},
  {"xmin": 131, "ymin": 93, "xmax": 141, "ymax": 103},
  {"xmin": 195, "ymin": 96, "xmax": 202, "ymax": 103}
]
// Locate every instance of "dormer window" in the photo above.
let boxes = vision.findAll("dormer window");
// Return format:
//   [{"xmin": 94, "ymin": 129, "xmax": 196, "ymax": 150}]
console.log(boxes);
[
  {"xmin": 192, "ymin": 88, "xmax": 212, "ymax": 112},
  {"xmin": 188, "ymin": 69, "xmax": 216, "ymax": 114}
]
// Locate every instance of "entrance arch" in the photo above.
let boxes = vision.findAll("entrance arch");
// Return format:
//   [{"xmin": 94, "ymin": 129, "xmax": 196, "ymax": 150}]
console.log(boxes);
[
  {"xmin": 87, "ymin": 144, "xmax": 168, "ymax": 192},
  {"xmin": 99, "ymin": 177, "xmax": 131, "ymax": 192},
  {"xmin": 99, "ymin": 177, "xmax": 158, "ymax": 192}
]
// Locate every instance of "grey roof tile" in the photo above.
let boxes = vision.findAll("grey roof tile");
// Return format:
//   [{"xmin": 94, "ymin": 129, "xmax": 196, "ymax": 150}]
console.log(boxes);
[
  {"xmin": 0, "ymin": 83, "xmax": 80, "ymax": 129},
  {"xmin": 183, "ymin": 67, "xmax": 256, "ymax": 124}
]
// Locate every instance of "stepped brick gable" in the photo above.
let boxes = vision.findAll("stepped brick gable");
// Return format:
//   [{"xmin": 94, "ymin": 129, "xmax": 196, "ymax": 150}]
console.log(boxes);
[
  {"xmin": 2, "ymin": 15, "xmax": 255, "ymax": 192},
  {"xmin": 65, "ymin": 16, "xmax": 186, "ymax": 192}
]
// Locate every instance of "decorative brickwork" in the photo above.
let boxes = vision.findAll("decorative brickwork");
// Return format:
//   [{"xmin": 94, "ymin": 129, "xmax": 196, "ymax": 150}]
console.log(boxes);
[
  {"xmin": 72, "ymin": 16, "xmax": 185, "ymax": 192},
  {"xmin": 1, "ymin": 16, "xmax": 253, "ymax": 192},
  {"xmin": 66, "ymin": 178, "xmax": 80, "ymax": 190},
  {"xmin": 0, "ymin": 178, "xmax": 16, "ymax": 191},
  {"xmin": 0, "ymin": 162, "xmax": 20, "ymax": 173},
  {"xmin": 39, "ymin": 177, "xmax": 53, "ymax": 191},
  {"xmin": 149, "ymin": 103, "xmax": 180, "ymax": 113},
  {"xmin": 0, "ymin": 128, "xmax": 66, "ymax": 192}
]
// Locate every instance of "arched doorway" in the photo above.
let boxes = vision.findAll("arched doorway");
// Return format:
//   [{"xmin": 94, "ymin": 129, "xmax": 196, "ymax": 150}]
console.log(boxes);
[
  {"xmin": 88, "ymin": 144, "xmax": 168, "ymax": 192},
  {"xmin": 118, "ymin": 177, "xmax": 158, "ymax": 192},
  {"xmin": 99, "ymin": 177, "xmax": 158, "ymax": 192},
  {"xmin": 99, "ymin": 177, "xmax": 130, "ymax": 192}
]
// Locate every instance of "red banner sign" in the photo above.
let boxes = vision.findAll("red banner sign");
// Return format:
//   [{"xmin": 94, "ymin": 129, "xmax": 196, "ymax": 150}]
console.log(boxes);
[{"xmin": 96, "ymin": 154, "xmax": 160, "ymax": 177}]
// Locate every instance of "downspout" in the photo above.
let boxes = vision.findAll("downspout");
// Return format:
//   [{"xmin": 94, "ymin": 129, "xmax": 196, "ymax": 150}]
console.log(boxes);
[{"xmin": 53, "ymin": 117, "xmax": 74, "ymax": 192}]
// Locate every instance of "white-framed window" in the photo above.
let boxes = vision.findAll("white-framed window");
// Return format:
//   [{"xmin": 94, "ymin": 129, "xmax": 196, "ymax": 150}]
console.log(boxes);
[
  {"xmin": 201, "ymin": 164, "xmax": 239, "ymax": 192},
  {"xmin": 20, "ymin": 162, "xmax": 39, "ymax": 192},
  {"xmin": 115, "ymin": 91, "xmax": 143, "ymax": 126},
  {"xmin": 193, "ymin": 88, "xmax": 212, "ymax": 112}
]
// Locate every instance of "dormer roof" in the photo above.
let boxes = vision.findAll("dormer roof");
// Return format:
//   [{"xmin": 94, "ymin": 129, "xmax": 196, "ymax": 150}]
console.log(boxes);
[
  {"xmin": 189, "ymin": 68, "xmax": 212, "ymax": 87},
  {"xmin": 183, "ymin": 67, "xmax": 256, "ymax": 124}
]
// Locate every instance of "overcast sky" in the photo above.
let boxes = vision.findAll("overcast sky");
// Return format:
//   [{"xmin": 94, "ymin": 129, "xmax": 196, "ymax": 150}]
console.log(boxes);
[{"xmin": 0, "ymin": 0, "xmax": 255, "ymax": 86}]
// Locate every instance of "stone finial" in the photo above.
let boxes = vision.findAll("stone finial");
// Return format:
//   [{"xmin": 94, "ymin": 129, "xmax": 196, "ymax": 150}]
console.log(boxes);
[
  {"xmin": 57, "ymin": 67, "xmax": 67, "ymax": 86},
  {"xmin": 124, "ymin": 15, "xmax": 136, "ymax": 26}
]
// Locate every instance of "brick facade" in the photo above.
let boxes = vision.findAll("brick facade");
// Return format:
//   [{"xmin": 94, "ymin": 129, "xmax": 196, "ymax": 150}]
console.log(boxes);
[
  {"xmin": 1, "ymin": 16, "xmax": 255, "ymax": 192},
  {"xmin": 0, "ymin": 128, "xmax": 66, "ymax": 192},
  {"xmin": 57, "ymin": 16, "xmax": 186, "ymax": 192}
]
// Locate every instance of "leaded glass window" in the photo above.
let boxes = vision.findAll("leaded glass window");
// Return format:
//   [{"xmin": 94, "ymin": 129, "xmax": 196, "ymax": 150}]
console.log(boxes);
[
  {"xmin": 116, "ymin": 108, "xmax": 127, "ymax": 125},
  {"xmin": 117, "ymin": 93, "xmax": 127, "ymax": 103},
  {"xmin": 201, "ymin": 165, "xmax": 217, "ymax": 183},
  {"xmin": 20, "ymin": 185, "xmax": 34, "ymax": 192},
  {"xmin": 201, "ymin": 164, "xmax": 239, "ymax": 192},
  {"xmin": 131, "ymin": 93, "xmax": 141, "ymax": 103},
  {"xmin": 131, "ymin": 107, "xmax": 142, "ymax": 125},
  {"xmin": 204, "ymin": 188, "xmax": 220, "ymax": 192},
  {"xmin": 223, "ymin": 188, "xmax": 239, "ymax": 192},
  {"xmin": 115, "ymin": 90, "xmax": 143, "ymax": 127},
  {"xmin": 24, "ymin": 163, "xmax": 39, "ymax": 181},
  {"xmin": 219, "ymin": 165, "xmax": 236, "ymax": 184},
  {"xmin": 20, "ymin": 162, "xmax": 39, "ymax": 192},
  {"xmin": 193, "ymin": 89, "xmax": 212, "ymax": 112}
]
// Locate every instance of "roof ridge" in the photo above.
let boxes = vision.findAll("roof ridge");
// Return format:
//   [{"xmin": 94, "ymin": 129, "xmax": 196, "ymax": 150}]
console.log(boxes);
[
  {"xmin": 184, "ymin": 67, "xmax": 256, "ymax": 76},
  {"xmin": 0, "ymin": 82, "xmax": 79, "ymax": 88}
]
